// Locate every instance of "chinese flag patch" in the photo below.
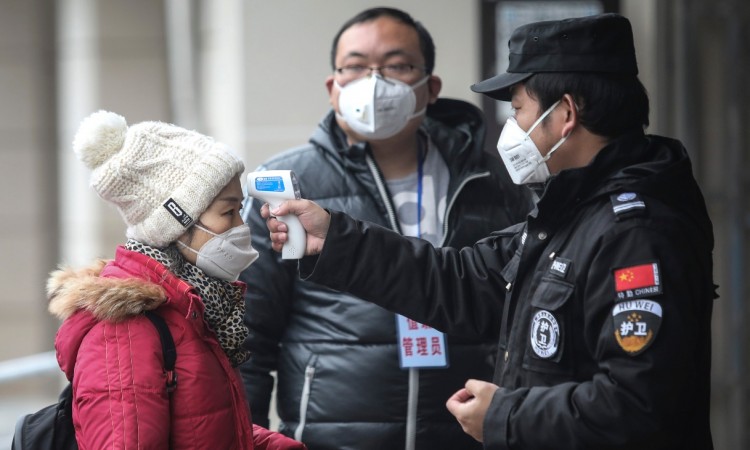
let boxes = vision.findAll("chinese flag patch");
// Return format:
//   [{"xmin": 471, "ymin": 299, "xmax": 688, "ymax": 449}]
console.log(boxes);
[{"xmin": 613, "ymin": 262, "xmax": 662, "ymax": 300}]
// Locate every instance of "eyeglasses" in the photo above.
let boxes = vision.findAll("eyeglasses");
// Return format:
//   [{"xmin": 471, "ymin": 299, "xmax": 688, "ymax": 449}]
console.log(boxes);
[{"xmin": 335, "ymin": 63, "xmax": 426, "ymax": 82}]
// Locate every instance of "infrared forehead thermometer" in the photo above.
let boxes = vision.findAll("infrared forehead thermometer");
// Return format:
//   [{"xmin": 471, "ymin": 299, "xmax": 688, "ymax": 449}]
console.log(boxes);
[{"xmin": 247, "ymin": 170, "xmax": 306, "ymax": 259}]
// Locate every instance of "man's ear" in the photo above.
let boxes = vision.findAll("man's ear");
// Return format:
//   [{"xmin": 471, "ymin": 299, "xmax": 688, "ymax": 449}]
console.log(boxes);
[
  {"xmin": 325, "ymin": 76, "xmax": 335, "ymax": 98},
  {"xmin": 560, "ymin": 93, "xmax": 578, "ymax": 137},
  {"xmin": 427, "ymin": 75, "xmax": 442, "ymax": 104}
]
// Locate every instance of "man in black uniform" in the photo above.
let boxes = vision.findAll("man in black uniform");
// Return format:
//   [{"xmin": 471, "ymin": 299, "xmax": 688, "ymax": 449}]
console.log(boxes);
[{"xmin": 259, "ymin": 13, "xmax": 716, "ymax": 449}]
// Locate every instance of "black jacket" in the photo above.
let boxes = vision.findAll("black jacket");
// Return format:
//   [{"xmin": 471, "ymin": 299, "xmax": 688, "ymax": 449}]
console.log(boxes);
[
  {"xmin": 302, "ymin": 131, "xmax": 716, "ymax": 449},
  {"xmin": 239, "ymin": 99, "xmax": 532, "ymax": 450}
]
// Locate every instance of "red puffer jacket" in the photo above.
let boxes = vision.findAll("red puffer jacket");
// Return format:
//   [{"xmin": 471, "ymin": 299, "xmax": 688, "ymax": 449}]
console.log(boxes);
[{"xmin": 48, "ymin": 246, "xmax": 305, "ymax": 450}]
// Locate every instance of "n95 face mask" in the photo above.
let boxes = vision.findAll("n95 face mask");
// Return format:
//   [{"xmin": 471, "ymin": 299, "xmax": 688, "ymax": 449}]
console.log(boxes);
[
  {"xmin": 179, "ymin": 224, "xmax": 259, "ymax": 282},
  {"xmin": 335, "ymin": 74, "xmax": 429, "ymax": 140},
  {"xmin": 497, "ymin": 100, "xmax": 568, "ymax": 185}
]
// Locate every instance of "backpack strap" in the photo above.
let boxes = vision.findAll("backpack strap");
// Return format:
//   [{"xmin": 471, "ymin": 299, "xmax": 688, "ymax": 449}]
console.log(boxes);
[{"xmin": 144, "ymin": 311, "xmax": 178, "ymax": 393}]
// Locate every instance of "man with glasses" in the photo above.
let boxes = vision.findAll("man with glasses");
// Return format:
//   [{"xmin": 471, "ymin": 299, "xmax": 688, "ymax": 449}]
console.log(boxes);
[{"xmin": 239, "ymin": 7, "xmax": 531, "ymax": 450}]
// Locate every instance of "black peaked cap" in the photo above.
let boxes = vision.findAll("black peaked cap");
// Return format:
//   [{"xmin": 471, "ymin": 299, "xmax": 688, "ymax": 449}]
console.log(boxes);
[{"xmin": 471, "ymin": 13, "xmax": 638, "ymax": 101}]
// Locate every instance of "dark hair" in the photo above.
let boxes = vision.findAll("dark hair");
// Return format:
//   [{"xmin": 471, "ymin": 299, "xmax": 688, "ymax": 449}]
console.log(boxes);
[
  {"xmin": 524, "ymin": 72, "xmax": 650, "ymax": 138},
  {"xmin": 330, "ymin": 7, "xmax": 436, "ymax": 74}
]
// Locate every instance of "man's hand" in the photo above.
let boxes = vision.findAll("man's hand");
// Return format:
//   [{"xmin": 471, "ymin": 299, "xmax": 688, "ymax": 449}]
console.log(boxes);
[
  {"xmin": 446, "ymin": 379, "xmax": 500, "ymax": 443},
  {"xmin": 260, "ymin": 199, "xmax": 330, "ymax": 256}
]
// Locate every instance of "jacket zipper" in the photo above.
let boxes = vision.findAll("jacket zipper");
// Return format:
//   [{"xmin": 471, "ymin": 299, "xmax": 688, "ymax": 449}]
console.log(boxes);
[
  {"xmin": 366, "ymin": 154, "xmax": 490, "ymax": 450},
  {"xmin": 365, "ymin": 154, "xmax": 400, "ymax": 231},
  {"xmin": 294, "ymin": 364, "xmax": 316, "ymax": 442},
  {"xmin": 405, "ymin": 368, "xmax": 419, "ymax": 450},
  {"xmin": 438, "ymin": 171, "xmax": 491, "ymax": 246},
  {"xmin": 366, "ymin": 153, "xmax": 416, "ymax": 449}
]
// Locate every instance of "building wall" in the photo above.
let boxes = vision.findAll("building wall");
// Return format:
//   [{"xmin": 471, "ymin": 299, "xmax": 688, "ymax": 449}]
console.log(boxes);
[{"xmin": 0, "ymin": 0, "xmax": 59, "ymax": 361}]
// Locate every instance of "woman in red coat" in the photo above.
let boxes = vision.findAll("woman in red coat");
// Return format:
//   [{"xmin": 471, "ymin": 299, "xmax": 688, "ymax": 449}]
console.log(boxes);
[{"xmin": 47, "ymin": 110, "xmax": 306, "ymax": 450}]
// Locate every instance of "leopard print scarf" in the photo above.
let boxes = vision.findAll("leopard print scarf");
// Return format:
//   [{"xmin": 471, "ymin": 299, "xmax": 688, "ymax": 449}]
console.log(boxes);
[{"xmin": 125, "ymin": 239, "xmax": 249, "ymax": 367}]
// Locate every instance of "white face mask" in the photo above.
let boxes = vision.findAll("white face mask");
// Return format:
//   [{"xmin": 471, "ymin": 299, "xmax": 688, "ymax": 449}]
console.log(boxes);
[
  {"xmin": 178, "ymin": 223, "xmax": 259, "ymax": 282},
  {"xmin": 497, "ymin": 100, "xmax": 569, "ymax": 185},
  {"xmin": 335, "ymin": 74, "xmax": 429, "ymax": 140}
]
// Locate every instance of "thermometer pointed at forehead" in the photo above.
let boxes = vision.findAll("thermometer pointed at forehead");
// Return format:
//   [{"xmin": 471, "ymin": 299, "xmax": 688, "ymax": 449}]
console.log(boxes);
[
  {"xmin": 247, "ymin": 170, "xmax": 301, "ymax": 204},
  {"xmin": 247, "ymin": 170, "xmax": 306, "ymax": 259}
]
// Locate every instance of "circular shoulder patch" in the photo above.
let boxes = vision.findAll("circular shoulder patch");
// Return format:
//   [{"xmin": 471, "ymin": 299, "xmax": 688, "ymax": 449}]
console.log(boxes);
[
  {"xmin": 617, "ymin": 192, "xmax": 637, "ymax": 202},
  {"xmin": 530, "ymin": 310, "xmax": 560, "ymax": 359}
]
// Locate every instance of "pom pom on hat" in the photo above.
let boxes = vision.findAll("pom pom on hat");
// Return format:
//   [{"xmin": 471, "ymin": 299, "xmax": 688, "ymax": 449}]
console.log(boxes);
[
  {"xmin": 72, "ymin": 110, "xmax": 245, "ymax": 247},
  {"xmin": 73, "ymin": 110, "xmax": 128, "ymax": 170}
]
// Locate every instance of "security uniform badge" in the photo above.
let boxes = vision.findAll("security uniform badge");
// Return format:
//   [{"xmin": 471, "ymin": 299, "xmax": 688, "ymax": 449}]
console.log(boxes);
[
  {"xmin": 612, "ymin": 299, "xmax": 662, "ymax": 355},
  {"xmin": 529, "ymin": 256, "xmax": 570, "ymax": 359},
  {"xmin": 530, "ymin": 310, "xmax": 560, "ymax": 359},
  {"xmin": 611, "ymin": 261, "xmax": 664, "ymax": 355}
]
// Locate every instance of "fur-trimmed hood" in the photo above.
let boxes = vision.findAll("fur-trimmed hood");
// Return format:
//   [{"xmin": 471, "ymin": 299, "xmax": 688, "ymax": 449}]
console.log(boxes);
[{"xmin": 48, "ymin": 258, "xmax": 166, "ymax": 322}]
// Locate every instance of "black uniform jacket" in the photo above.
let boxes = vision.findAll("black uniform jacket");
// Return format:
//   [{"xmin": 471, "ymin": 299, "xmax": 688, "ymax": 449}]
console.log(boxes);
[
  {"xmin": 301, "ymin": 131, "xmax": 716, "ymax": 450},
  {"xmin": 240, "ymin": 99, "xmax": 532, "ymax": 450}
]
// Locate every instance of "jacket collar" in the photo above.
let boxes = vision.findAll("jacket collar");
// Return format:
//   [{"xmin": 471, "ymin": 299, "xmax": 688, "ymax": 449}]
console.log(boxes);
[
  {"xmin": 535, "ymin": 131, "xmax": 694, "ymax": 224},
  {"xmin": 48, "ymin": 246, "xmax": 209, "ymax": 323},
  {"xmin": 102, "ymin": 246, "xmax": 210, "ymax": 320},
  {"xmin": 311, "ymin": 98, "xmax": 488, "ymax": 182}
]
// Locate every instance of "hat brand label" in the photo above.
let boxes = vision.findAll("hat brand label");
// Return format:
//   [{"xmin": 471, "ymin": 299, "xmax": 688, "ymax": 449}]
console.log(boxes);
[{"xmin": 164, "ymin": 198, "xmax": 194, "ymax": 228}]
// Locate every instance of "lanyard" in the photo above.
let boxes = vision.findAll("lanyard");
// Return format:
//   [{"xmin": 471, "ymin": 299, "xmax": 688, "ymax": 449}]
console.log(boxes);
[
  {"xmin": 396, "ymin": 138, "xmax": 448, "ymax": 370},
  {"xmin": 416, "ymin": 141, "xmax": 425, "ymax": 238}
]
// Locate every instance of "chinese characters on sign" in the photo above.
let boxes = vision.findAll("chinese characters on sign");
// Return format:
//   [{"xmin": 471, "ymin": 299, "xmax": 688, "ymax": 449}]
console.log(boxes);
[{"xmin": 396, "ymin": 314, "xmax": 448, "ymax": 368}]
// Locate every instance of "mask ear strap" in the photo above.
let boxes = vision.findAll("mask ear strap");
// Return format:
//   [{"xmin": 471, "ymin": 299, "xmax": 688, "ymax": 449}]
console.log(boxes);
[
  {"xmin": 405, "ymin": 76, "xmax": 431, "ymax": 120},
  {"xmin": 408, "ymin": 107, "xmax": 427, "ymax": 121},
  {"xmin": 541, "ymin": 133, "xmax": 569, "ymax": 163},
  {"xmin": 176, "ymin": 239, "xmax": 198, "ymax": 255},
  {"xmin": 526, "ymin": 100, "xmax": 561, "ymax": 137},
  {"xmin": 541, "ymin": 98, "xmax": 579, "ymax": 162},
  {"xmin": 193, "ymin": 223, "xmax": 219, "ymax": 237},
  {"xmin": 176, "ymin": 223, "xmax": 218, "ymax": 254},
  {"xmin": 411, "ymin": 75, "xmax": 430, "ymax": 89}
]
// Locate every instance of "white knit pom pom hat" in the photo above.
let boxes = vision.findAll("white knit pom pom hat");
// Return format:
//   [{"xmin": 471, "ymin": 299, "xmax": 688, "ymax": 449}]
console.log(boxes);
[{"xmin": 73, "ymin": 110, "xmax": 245, "ymax": 247}]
